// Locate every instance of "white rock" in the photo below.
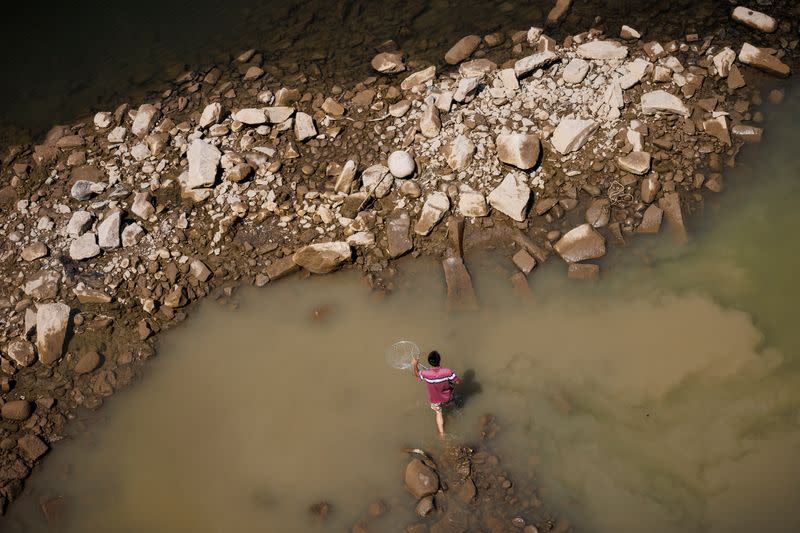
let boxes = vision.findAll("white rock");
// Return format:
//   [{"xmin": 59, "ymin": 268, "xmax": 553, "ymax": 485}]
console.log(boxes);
[
  {"xmin": 232, "ymin": 108, "xmax": 267, "ymax": 125},
  {"xmin": 131, "ymin": 191, "xmax": 155, "ymax": 220},
  {"xmin": 108, "ymin": 126, "xmax": 127, "ymax": 144},
  {"xmin": 94, "ymin": 112, "xmax": 113, "ymax": 129},
  {"xmin": 498, "ymin": 68, "xmax": 519, "ymax": 91},
  {"xmin": 97, "ymin": 210, "xmax": 122, "ymax": 249},
  {"xmin": 414, "ymin": 192, "xmax": 450, "ymax": 236},
  {"xmin": 453, "ymin": 77, "xmax": 479, "ymax": 102},
  {"xmin": 389, "ymin": 100, "xmax": 412, "ymax": 117},
  {"xmin": 713, "ymin": 47, "xmax": 736, "ymax": 78},
  {"xmin": 131, "ymin": 103, "xmax": 159, "ymax": 138},
  {"xmin": 361, "ymin": 165, "xmax": 393, "ymax": 198},
  {"xmin": 346, "ymin": 231, "xmax": 376, "ymax": 247},
  {"xmin": 199, "ymin": 102, "xmax": 222, "ymax": 128},
  {"xmin": 738, "ymin": 42, "xmax": 790, "ymax": 77},
  {"xmin": 265, "ymin": 106, "xmax": 296, "ymax": 123},
  {"xmin": 371, "ymin": 52, "xmax": 406, "ymax": 73},
  {"xmin": 620, "ymin": 25, "xmax": 641, "ymax": 39},
  {"xmin": 551, "ymin": 118, "xmax": 598, "ymax": 154},
  {"xmin": 577, "ymin": 40, "xmax": 628, "ymax": 60},
  {"xmin": 487, "ymin": 173, "xmax": 530, "ymax": 222},
  {"xmin": 458, "ymin": 185, "xmax": 488, "ymax": 217},
  {"xmin": 36, "ymin": 303, "xmax": 71, "ymax": 365},
  {"xmin": 70, "ymin": 233, "xmax": 101, "ymax": 260},
  {"xmin": 294, "ymin": 112, "xmax": 317, "ymax": 141},
  {"xmin": 640, "ymin": 90, "xmax": 690, "ymax": 116},
  {"xmin": 626, "ymin": 128, "xmax": 644, "ymax": 151},
  {"xmin": 130, "ymin": 143, "xmax": 150, "ymax": 161},
  {"xmin": 732, "ymin": 6, "xmax": 777, "ymax": 33},
  {"xmin": 334, "ymin": 160, "xmax": 358, "ymax": 194},
  {"xmin": 122, "ymin": 223, "xmax": 145, "ymax": 247},
  {"xmin": 388, "ymin": 151, "xmax": 415, "ymax": 178},
  {"xmin": 419, "ymin": 105, "xmax": 441, "ymax": 138},
  {"xmin": 67, "ymin": 211, "xmax": 93, "ymax": 237},
  {"xmin": 562, "ymin": 58, "xmax": 590, "ymax": 83},
  {"xmin": 496, "ymin": 133, "xmax": 541, "ymax": 170},
  {"xmin": 617, "ymin": 151, "xmax": 651, "ymax": 175},
  {"xmin": 401, "ymin": 66, "xmax": 436, "ymax": 90},
  {"xmin": 186, "ymin": 139, "xmax": 221, "ymax": 188},
  {"xmin": 618, "ymin": 58, "xmax": 652, "ymax": 89},
  {"xmin": 446, "ymin": 135, "xmax": 476, "ymax": 171},
  {"xmin": 513, "ymin": 51, "xmax": 558, "ymax": 77}
]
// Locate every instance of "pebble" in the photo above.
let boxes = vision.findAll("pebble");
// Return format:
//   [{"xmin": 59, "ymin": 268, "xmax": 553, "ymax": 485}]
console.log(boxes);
[
  {"xmin": 562, "ymin": 58, "xmax": 590, "ymax": 84},
  {"xmin": 388, "ymin": 151, "xmax": 415, "ymax": 178},
  {"xmin": 69, "ymin": 232, "xmax": 101, "ymax": 260},
  {"xmin": 445, "ymin": 35, "xmax": 481, "ymax": 65},
  {"xmin": 732, "ymin": 6, "xmax": 777, "ymax": 33}
]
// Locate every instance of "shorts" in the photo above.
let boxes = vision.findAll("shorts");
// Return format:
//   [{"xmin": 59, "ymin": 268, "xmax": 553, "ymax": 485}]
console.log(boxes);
[{"xmin": 430, "ymin": 401, "xmax": 450, "ymax": 412}]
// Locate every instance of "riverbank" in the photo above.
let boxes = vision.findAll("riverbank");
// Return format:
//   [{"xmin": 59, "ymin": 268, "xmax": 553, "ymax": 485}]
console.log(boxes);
[{"xmin": 0, "ymin": 1, "xmax": 798, "ymax": 526}]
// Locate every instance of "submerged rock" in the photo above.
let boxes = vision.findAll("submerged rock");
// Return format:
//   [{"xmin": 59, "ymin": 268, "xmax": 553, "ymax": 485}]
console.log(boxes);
[{"xmin": 371, "ymin": 52, "xmax": 406, "ymax": 73}]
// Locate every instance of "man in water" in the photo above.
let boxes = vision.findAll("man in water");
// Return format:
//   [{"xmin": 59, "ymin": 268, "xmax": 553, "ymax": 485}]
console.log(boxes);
[{"xmin": 412, "ymin": 351, "xmax": 460, "ymax": 437}]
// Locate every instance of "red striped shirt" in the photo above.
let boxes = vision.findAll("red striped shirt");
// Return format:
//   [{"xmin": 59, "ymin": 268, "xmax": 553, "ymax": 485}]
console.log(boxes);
[{"xmin": 419, "ymin": 367, "xmax": 459, "ymax": 403}]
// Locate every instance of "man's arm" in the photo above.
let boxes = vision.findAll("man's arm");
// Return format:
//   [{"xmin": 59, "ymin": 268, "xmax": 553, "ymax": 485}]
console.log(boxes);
[{"xmin": 412, "ymin": 357, "xmax": 420, "ymax": 379}]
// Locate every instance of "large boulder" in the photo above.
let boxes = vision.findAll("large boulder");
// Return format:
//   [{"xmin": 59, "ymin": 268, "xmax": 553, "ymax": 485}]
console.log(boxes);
[
  {"xmin": 554, "ymin": 224, "xmax": 606, "ymax": 262},
  {"xmin": 36, "ymin": 303, "xmax": 71, "ymax": 365},
  {"xmin": 186, "ymin": 139, "xmax": 221, "ymax": 189},
  {"xmin": 487, "ymin": 173, "xmax": 530, "ymax": 222},
  {"xmin": 404, "ymin": 459, "xmax": 440, "ymax": 499},
  {"xmin": 292, "ymin": 242, "xmax": 352, "ymax": 274},
  {"xmin": 496, "ymin": 133, "xmax": 540, "ymax": 170}
]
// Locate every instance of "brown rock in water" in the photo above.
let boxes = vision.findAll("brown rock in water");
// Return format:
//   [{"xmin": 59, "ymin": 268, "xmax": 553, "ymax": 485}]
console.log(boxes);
[
  {"xmin": 292, "ymin": 242, "xmax": 352, "ymax": 274},
  {"xmin": 41, "ymin": 496, "xmax": 66, "ymax": 526},
  {"xmin": 73, "ymin": 351, "xmax": 102, "ymax": 374},
  {"xmin": 512, "ymin": 249, "xmax": 536, "ymax": 275},
  {"xmin": 553, "ymin": 224, "xmax": 606, "ymax": 263},
  {"xmin": 17, "ymin": 434, "xmax": 48, "ymax": 462},
  {"xmin": 455, "ymin": 478, "xmax": 477, "ymax": 502},
  {"xmin": 445, "ymin": 35, "xmax": 481, "ymax": 65},
  {"xmin": 265, "ymin": 256, "xmax": 300, "ymax": 281},
  {"xmin": 1, "ymin": 400, "xmax": 33, "ymax": 421},
  {"xmin": 404, "ymin": 459, "xmax": 439, "ymax": 499},
  {"xmin": 658, "ymin": 192, "xmax": 688, "ymax": 243},
  {"xmin": 415, "ymin": 495, "xmax": 435, "ymax": 517},
  {"xmin": 637, "ymin": 204, "xmax": 663, "ymax": 234},
  {"xmin": 442, "ymin": 257, "xmax": 479, "ymax": 312},
  {"xmin": 568, "ymin": 263, "xmax": 600, "ymax": 280}
]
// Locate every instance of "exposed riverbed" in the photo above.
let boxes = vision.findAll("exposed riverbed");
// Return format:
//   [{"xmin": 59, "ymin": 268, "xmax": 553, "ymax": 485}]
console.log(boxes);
[{"xmin": 2, "ymin": 90, "xmax": 799, "ymax": 532}]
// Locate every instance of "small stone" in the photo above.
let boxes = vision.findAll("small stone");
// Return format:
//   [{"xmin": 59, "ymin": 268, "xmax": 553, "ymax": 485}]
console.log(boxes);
[
  {"xmin": 738, "ymin": 43, "xmax": 790, "ymax": 77},
  {"xmin": 244, "ymin": 65, "xmax": 264, "ymax": 80},
  {"xmin": 232, "ymin": 108, "xmax": 267, "ymax": 125},
  {"xmin": 6, "ymin": 339, "xmax": 36, "ymax": 366},
  {"xmin": 199, "ymin": 102, "xmax": 222, "ymax": 128},
  {"xmin": 658, "ymin": 192, "xmax": 687, "ymax": 243},
  {"xmin": 487, "ymin": 173, "xmax": 531, "ymax": 222},
  {"xmin": 108, "ymin": 126, "xmax": 127, "ymax": 143},
  {"xmin": 121, "ymin": 223, "xmax": 145, "ymax": 250},
  {"xmin": 419, "ymin": 105, "xmax": 441, "ymax": 138},
  {"xmin": 551, "ymin": 118, "xmax": 597, "ymax": 154},
  {"xmin": 186, "ymin": 139, "xmax": 221, "ymax": 188},
  {"xmin": 641, "ymin": 175, "xmax": 661, "ymax": 203},
  {"xmin": 23, "ymin": 270, "xmax": 60, "ymax": 300},
  {"xmin": 73, "ymin": 283, "xmax": 112, "ymax": 304},
  {"xmin": 399, "ymin": 180, "xmax": 421, "ymax": 198},
  {"xmin": 414, "ymin": 192, "xmax": 450, "ymax": 236},
  {"xmin": 446, "ymin": 135, "xmax": 476, "ymax": 171},
  {"xmin": 70, "ymin": 180, "xmax": 95, "ymax": 201},
  {"xmin": 387, "ymin": 210, "xmax": 413, "ymax": 258},
  {"xmin": 371, "ymin": 52, "xmax": 406, "ymax": 73},
  {"xmin": 294, "ymin": 112, "xmax": 317, "ymax": 141},
  {"xmin": 514, "ymin": 51, "xmax": 558, "ymax": 78},
  {"xmin": 577, "ymin": 40, "xmax": 628, "ymax": 60},
  {"xmin": 67, "ymin": 211, "xmax": 93, "ymax": 237},
  {"xmin": 554, "ymin": 224, "xmax": 606, "ymax": 263},
  {"xmin": 131, "ymin": 103, "xmax": 159, "ymax": 138},
  {"xmin": 713, "ymin": 47, "xmax": 736, "ymax": 78},
  {"xmin": 617, "ymin": 151, "xmax": 651, "ymax": 175},
  {"xmin": 2, "ymin": 400, "xmax": 33, "ymax": 421},
  {"xmin": 361, "ymin": 164, "xmax": 393, "ymax": 198},
  {"xmin": 453, "ymin": 77, "xmax": 479, "ymax": 102},
  {"xmin": 97, "ymin": 211, "xmax": 122, "ymax": 249},
  {"xmin": 321, "ymin": 98, "xmax": 345, "ymax": 117},
  {"xmin": 562, "ymin": 58, "xmax": 590, "ymax": 83},
  {"xmin": 546, "ymin": 0, "xmax": 572, "ymax": 25},
  {"xmin": 496, "ymin": 133, "xmax": 541, "ymax": 170},
  {"xmin": 21, "ymin": 242, "xmax": 48, "ymax": 261},
  {"xmin": 389, "ymin": 100, "xmax": 411, "ymax": 117},
  {"xmin": 703, "ymin": 116, "xmax": 731, "ymax": 146},
  {"xmin": 265, "ymin": 107, "xmax": 295, "ymax": 123},
  {"xmin": 69, "ymin": 233, "xmax": 101, "ymax": 260},
  {"xmin": 459, "ymin": 58, "xmax": 497, "ymax": 78},
  {"xmin": 458, "ymin": 185, "xmax": 488, "ymax": 217},
  {"xmin": 585, "ymin": 198, "xmax": 611, "ymax": 228},
  {"xmin": 512, "ymin": 249, "xmax": 536, "ymax": 275},
  {"xmin": 637, "ymin": 204, "xmax": 663, "ymax": 233},
  {"xmin": 401, "ymin": 66, "xmax": 436, "ymax": 90},
  {"xmin": 731, "ymin": 124, "xmax": 763, "ymax": 143},
  {"xmin": 94, "ymin": 111, "xmax": 113, "ymax": 129},
  {"xmin": 732, "ymin": 6, "xmax": 777, "ymax": 33},
  {"xmin": 388, "ymin": 151, "xmax": 415, "ymax": 178},
  {"xmin": 346, "ymin": 231, "xmax": 375, "ymax": 248},
  {"xmin": 620, "ymin": 25, "xmax": 641, "ymax": 39},
  {"xmin": 292, "ymin": 242, "xmax": 352, "ymax": 274},
  {"xmin": 190, "ymin": 259, "xmax": 213, "ymax": 282},
  {"xmin": 416, "ymin": 496, "xmax": 435, "ymax": 518},
  {"xmin": 445, "ymin": 35, "xmax": 481, "ymax": 65},
  {"xmin": 641, "ymin": 90, "xmax": 690, "ymax": 116},
  {"xmin": 334, "ymin": 160, "xmax": 358, "ymax": 194},
  {"xmin": 131, "ymin": 191, "xmax": 155, "ymax": 220},
  {"xmin": 727, "ymin": 64, "xmax": 746, "ymax": 89},
  {"xmin": 36, "ymin": 302, "xmax": 70, "ymax": 364},
  {"xmin": 498, "ymin": 68, "xmax": 519, "ymax": 91},
  {"xmin": 73, "ymin": 351, "xmax": 102, "ymax": 374},
  {"xmin": 17, "ymin": 434, "xmax": 48, "ymax": 462}
]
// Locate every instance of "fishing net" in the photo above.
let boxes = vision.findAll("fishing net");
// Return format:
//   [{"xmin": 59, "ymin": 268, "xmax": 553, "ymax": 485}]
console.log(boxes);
[{"xmin": 385, "ymin": 340, "xmax": 421, "ymax": 370}]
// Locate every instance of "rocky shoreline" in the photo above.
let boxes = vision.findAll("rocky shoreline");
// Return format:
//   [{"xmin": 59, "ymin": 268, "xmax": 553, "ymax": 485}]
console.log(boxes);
[{"xmin": 0, "ymin": 1, "xmax": 797, "ymax": 526}]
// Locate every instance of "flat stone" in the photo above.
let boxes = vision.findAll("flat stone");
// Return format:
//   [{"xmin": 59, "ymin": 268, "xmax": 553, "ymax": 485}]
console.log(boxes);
[
  {"xmin": 122, "ymin": 222, "xmax": 145, "ymax": 247},
  {"xmin": 340, "ymin": 192, "xmax": 369, "ymax": 219},
  {"xmin": 738, "ymin": 43, "xmax": 790, "ymax": 77},
  {"xmin": 554, "ymin": 223, "xmax": 606, "ymax": 263},
  {"xmin": 732, "ymin": 6, "xmax": 777, "ymax": 33},
  {"xmin": 727, "ymin": 64, "xmax": 746, "ymax": 90},
  {"xmin": 199, "ymin": 102, "xmax": 222, "ymax": 128},
  {"xmin": 22, "ymin": 270, "xmax": 60, "ymax": 300},
  {"xmin": 713, "ymin": 47, "xmax": 736, "ymax": 78},
  {"xmin": 618, "ymin": 58, "xmax": 652, "ymax": 89},
  {"xmin": 21, "ymin": 242, "xmax": 48, "ymax": 262},
  {"xmin": 264, "ymin": 256, "xmax": 300, "ymax": 282},
  {"xmin": 232, "ymin": 108, "xmax": 267, "ymax": 125},
  {"xmin": 731, "ymin": 124, "xmax": 763, "ymax": 143},
  {"xmin": 130, "ymin": 143, "xmax": 150, "ymax": 161},
  {"xmin": 546, "ymin": 0, "xmax": 572, "ymax": 25},
  {"xmin": 562, "ymin": 58, "xmax": 590, "ymax": 83},
  {"xmin": 70, "ymin": 180, "xmax": 95, "ymax": 201},
  {"xmin": 577, "ymin": 40, "xmax": 628, "ymax": 60},
  {"xmin": 17, "ymin": 434, "xmax": 48, "ymax": 462},
  {"xmin": 6, "ymin": 339, "xmax": 35, "ymax": 366},
  {"xmin": 387, "ymin": 210, "xmax": 413, "ymax": 258},
  {"xmin": 446, "ymin": 135, "xmax": 476, "ymax": 171},
  {"xmin": 567, "ymin": 263, "xmax": 600, "ymax": 281},
  {"xmin": 388, "ymin": 151, "xmax": 415, "ymax": 178},
  {"xmin": 487, "ymin": 173, "xmax": 530, "ymax": 222},
  {"xmin": 292, "ymin": 242, "xmax": 352, "ymax": 274},
  {"xmin": 131, "ymin": 103, "xmax": 159, "ymax": 138},
  {"xmin": 36, "ymin": 302, "xmax": 70, "ymax": 365},
  {"xmin": 442, "ymin": 257, "xmax": 479, "ymax": 312},
  {"xmin": 73, "ymin": 351, "xmax": 102, "ymax": 374},
  {"xmin": 69, "ymin": 233, "xmax": 100, "ymax": 260},
  {"xmin": 498, "ymin": 68, "xmax": 519, "ymax": 91},
  {"xmin": 617, "ymin": 151, "xmax": 651, "ymax": 175},
  {"xmin": 445, "ymin": 35, "xmax": 481, "ymax": 65},
  {"xmin": 321, "ymin": 98, "xmax": 345, "ymax": 117},
  {"xmin": 67, "ymin": 211, "xmax": 93, "ymax": 236},
  {"xmin": 513, "ymin": 51, "xmax": 558, "ymax": 78},
  {"xmin": 401, "ymin": 66, "xmax": 436, "ymax": 90},
  {"xmin": 459, "ymin": 58, "xmax": 497, "ymax": 78},
  {"xmin": 294, "ymin": 112, "xmax": 317, "ymax": 141},
  {"xmin": 2, "ymin": 400, "xmax": 33, "ymax": 421},
  {"xmin": 496, "ymin": 133, "xmax": 540, "ymax": 170},
  {"xmin": 414, "ymin": 192, "xmax": 450, "ymax": 236},
  {"xmin": 620, "ymin": 25, "xmax": 641, "ymax": 39},
  {"xmin": 585, "ymin": 198, "xmax": 611, "ymax": 228},
  {"xmin": 658, "ymin": 192, "xmax": 688, "ymax": 243},
  {"xmin": 419, "ymin": 105, "xmax": 441, "ymax": 138},
  {"xmin": 703, "ymin": 115, "xmax": 731, "ymax": 146},
  {"xmin": 97, "ymin": 211, "xmax": 122, "ymax": 249},
  {"xmin": 186, "ymin": 139, "xmax": 221, "ymax": 188},
  {"xmin": 641, "ymin": 175, "xmax": 661, "ymax": 203},
  {"xmin": 551, "ymin": 118, "xmax": 597, "ymax": 154},
  {"xmin": 190, "ymin": 259, "xmax": 212, "ymax": 282},
  {"xmin": 131, "ymin": 191, "xmax": 155, "ymax": 220},
  {"xmin": 641, "ymin": 90, "xmax": 690, "ymax": 116},
  {"xmin": 453, "ymin": 77, "xmax": 479, "ymax": 102},
  {"xmin": 73, "ymin": 283, "xmax": 112, "ymax": 304},
  {"xmin": 346, "ymin": 231, "xmax": 375, "ymax": 248},
  {"xmin": 637, "ymin": 204, "xmax": 663, "ymax": 234},
  {"xmin": 512, "ymin": 249, "xmax": 536, "ymax": 275},
  {"xmin": 334, "ymin": 159, "xmax": 358, "ymax": 194},
  {"xmin": 458, "ymin": 185, "xmax": 488, "ymax": 217},
  {"xmin": 389, "ymin": 99, "xmax": 411, "ymax": 117},
  {"xmin": 371, "ymin": 52, "xmax": 405, "ymax": 73},
  {"xmin": 94, "ymin": 111, "xmax": 112, "ymax": 129},
  {"xmin": 265, "ymin": 106, "xmax": 295, "ymax": 123},
  {"xmin": 108, "ymin": 126, "xmax": 127, "ymax": 143},
  {"xmin": 360, "ymin": 164, "xmax": 393, "ymax": 198}
]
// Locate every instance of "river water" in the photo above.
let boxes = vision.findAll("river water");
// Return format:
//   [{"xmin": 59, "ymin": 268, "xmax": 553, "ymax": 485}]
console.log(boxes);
[{"xmin": 2, "ymin": 87, "xmax": 799, "ymax": 533}]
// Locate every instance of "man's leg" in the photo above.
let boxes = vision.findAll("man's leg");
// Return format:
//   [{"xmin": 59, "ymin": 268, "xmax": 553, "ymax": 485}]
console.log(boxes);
[{"xmin": 435, "ymin": 410, "xmax": 445, "ymax": 436}]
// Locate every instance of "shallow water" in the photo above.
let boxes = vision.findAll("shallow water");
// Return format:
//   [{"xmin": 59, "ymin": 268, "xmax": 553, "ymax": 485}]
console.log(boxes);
[{"xmin": 3, "ymin": 90, "xmax": 800, "ymax": 531}]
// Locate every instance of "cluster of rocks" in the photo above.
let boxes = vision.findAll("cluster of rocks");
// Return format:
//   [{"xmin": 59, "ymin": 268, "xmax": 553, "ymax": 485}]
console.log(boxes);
[{"xmin": 0, "ymin": 2, "xmax": 795, "ymax": 517}]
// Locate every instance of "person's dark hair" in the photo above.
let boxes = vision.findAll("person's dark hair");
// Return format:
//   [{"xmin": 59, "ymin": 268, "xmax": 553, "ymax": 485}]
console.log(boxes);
[{"xmin": 428, "ymin": 351, "xmax": 441, "ymax": 367}]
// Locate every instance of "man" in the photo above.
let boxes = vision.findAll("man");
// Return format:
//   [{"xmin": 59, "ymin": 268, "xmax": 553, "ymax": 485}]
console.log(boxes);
[{"xmin": 412, "ymin": 351, "xmax": 460, "ymax": 437}]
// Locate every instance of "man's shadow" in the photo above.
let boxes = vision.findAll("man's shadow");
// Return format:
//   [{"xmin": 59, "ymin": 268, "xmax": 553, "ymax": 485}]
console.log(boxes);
[{"xmin": 453, "ymin": 369, "xmax": 481, "ymax": 409}]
